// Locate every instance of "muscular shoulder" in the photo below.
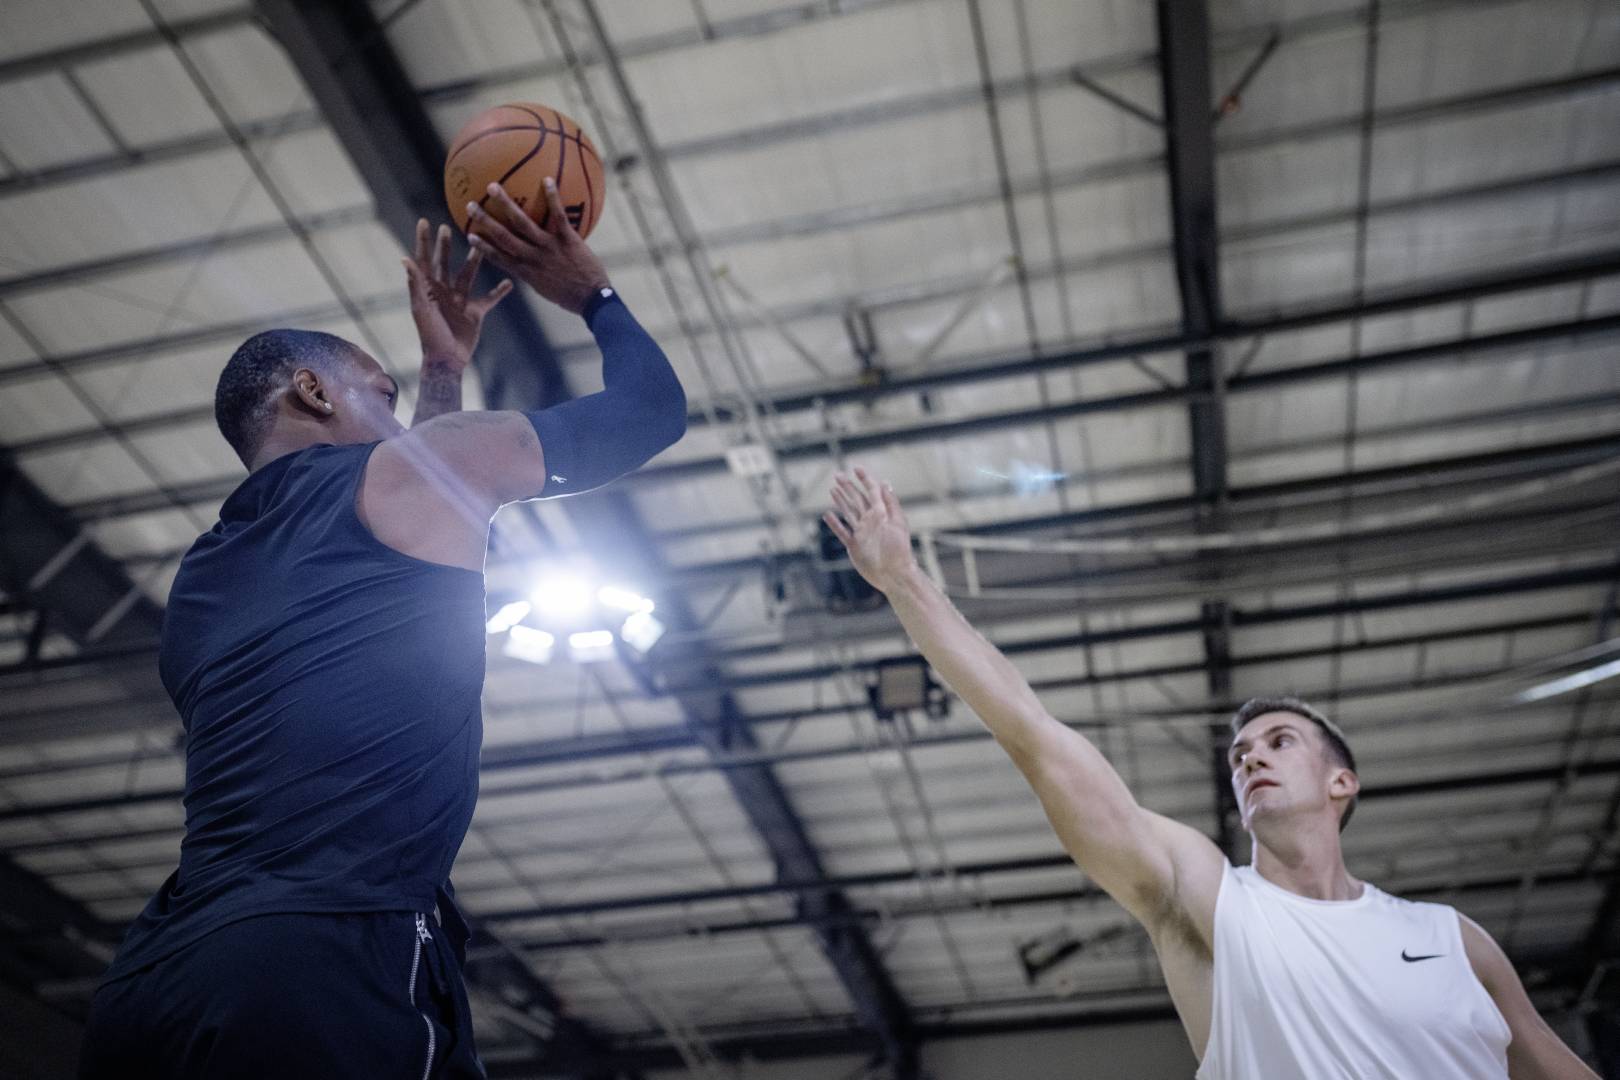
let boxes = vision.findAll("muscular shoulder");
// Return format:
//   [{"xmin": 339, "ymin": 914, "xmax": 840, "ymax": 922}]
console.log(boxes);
[
  {"xmin": 358, "ymin": 422, "xmax": 529, "ymax": 570},
  {"xmin": 371, "ymin": 411, "xmax": 546, "ymax": 507}
]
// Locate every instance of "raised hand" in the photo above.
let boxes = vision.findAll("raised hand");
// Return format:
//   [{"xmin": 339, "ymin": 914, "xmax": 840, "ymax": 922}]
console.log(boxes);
[
  {"xmin": 823, "ymin": 467, "xmax": 918, "ymax": 593},
  {"xmin": 464, "ymin": 178, "xmax": 611, "ymax": 316},
  {"xmin": 402, "ymin": 217, "xmax": 513, "ymax": 369}
]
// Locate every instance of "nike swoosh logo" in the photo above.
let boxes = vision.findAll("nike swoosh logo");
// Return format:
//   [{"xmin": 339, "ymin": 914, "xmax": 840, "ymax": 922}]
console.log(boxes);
[{"xmin": 1401, "ymin": 950, "xmax": 1445, "ymax": 962}]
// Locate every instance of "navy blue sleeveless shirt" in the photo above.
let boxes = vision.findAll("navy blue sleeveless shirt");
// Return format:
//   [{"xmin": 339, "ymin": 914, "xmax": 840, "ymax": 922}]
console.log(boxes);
[{"xmin": 102, "ymin": 441, "xmax": 486, "ymax": 981}]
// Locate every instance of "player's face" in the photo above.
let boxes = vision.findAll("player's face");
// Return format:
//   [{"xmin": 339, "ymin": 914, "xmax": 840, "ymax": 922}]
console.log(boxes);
[
  {"xmin": 1228, "ymin": 713, "xmax": 1337, "ymax": 829},
  {"xmin": 331, "ymin": 350, "xmax": 406, "ymax": 442}
]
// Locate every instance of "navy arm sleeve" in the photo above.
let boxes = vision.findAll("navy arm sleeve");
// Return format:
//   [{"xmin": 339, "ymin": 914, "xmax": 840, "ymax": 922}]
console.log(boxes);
[{"xmin": 522, "ymin": 293, "xmax": 687, "ymax": 497}]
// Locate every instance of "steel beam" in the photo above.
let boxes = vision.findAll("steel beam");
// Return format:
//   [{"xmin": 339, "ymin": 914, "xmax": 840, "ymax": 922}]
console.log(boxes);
[
  {"xmin": 8, "ymin": 581, "xmax": 1617, "ymax": 828},
  {"xmin": 15, "ymin": 429, "xmax": 1620, "ymax": 690},
  {"xmin": 492, "ymin": 863, "xmax": 1611, "ymax": 953},
  {"xmin": 1156, "ymin": 0, "xmax": 1241, "ymax": 852},
  {"xmin": 0, "ymin": 7, "xmax": 253, "ymax": 84},
  {"xmin": 46, "ymin": 310, "xmax": 1620, "ymax": 523},
  {"xmin": 475, "ymin": 812, "xmax": 1618, "ymax": 925}
]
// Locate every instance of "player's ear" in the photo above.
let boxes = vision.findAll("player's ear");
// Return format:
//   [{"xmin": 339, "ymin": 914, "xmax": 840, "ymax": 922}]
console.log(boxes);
[
  {"xmin": 1330, "ymin": 767, "xmax": 1360, "ymax": 801},
  {"xmin": 291, "ymin": 367, "xmax": 334, "ymax": 417}
]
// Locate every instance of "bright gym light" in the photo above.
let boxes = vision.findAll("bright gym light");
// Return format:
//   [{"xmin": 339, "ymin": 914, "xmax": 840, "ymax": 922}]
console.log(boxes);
[
  {"xmin": 1516, "ymin": 657, "xmax": 1620, "ymax": 703},
  {"xmin": 597, "ymin": 585, "xmax": 654, "ymax": 614},
  {"xmin": 484, "ymin": 600, "xmax": 531, "ymax": 635},
  {"xmin": 619, "ymin": 610, "xmax": 666, "ymax": 654},
  {"xmin": 502, "ymin": 625, "xmax": 555, "ymax": 665},
  {"xmin": 567, "ymin": 629, "xmax": 617, "ymax": 664},
  {"xmin": 532, "ymin": 574, "xmax": 594, "ymax": 619}
]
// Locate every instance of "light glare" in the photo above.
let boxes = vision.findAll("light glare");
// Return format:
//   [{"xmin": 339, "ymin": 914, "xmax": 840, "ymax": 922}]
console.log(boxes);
[
  {"xmin": 620, "ymin": 610, "xmax": 666, "ymax": 653},
  {"xmin": 1516, "ymin": 657, "xmax": 1620, "ymax": 703},
  {"xmin": 567, "ymin": 629, "xmax": 617, "ymax": 664},
  {"xmin": 485, "ymin": 600, "xmax": 531, "ymax": 634},
  {"xmin": 532, "ymin": 575, "xmax": 593, "ymax": 618},
  {"xmin": 598, "ymin": 585, "xmax": 654, "ymax": 614},
  {"xmin": 503, "ymin": 625, "xmax": 555, "ymax": 665}
]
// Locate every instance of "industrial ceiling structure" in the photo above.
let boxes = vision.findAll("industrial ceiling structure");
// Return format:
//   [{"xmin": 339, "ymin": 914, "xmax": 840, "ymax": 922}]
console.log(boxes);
[{"xmin": 2, "ymin": 0, "xmax": 1619, "ymax": 1076}]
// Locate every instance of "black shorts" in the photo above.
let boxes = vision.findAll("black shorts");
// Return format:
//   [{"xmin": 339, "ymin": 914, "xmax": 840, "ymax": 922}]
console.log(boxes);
[{"xmin": 79, "ymin": 909, "xmax": 483, "ymax": 1079}]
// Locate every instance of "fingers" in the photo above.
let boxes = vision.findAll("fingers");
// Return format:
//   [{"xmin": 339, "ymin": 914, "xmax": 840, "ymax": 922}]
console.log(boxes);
[
  {"xmin": 466, "ymin": 233, "xmax": 514, "ymax": 277},
  {"xmin": 453, "ymin": 245, "xmax": 484, "ymax": 294},
  {"xmin": 401, "ymin": 257, "xmax": 425, "ymax": 299},
  {"xmin": 413, "ymin": 218, "xmax": 430, "ymax": 268},
  {"xmin": 833, "ymin": 473, "xmax": 871, "ymax": 516},
  {"xmin": 540, "ymin": 176, "xmax": 574, "ymax": 239},
  {"xmin": 432, "ymin": 223, "xmax": 451, "ymax": 283},
  {"xmin": 853, "ymin": 465, "xmax": 881, "ymax": 505},
  {"xmin": 822, "ymin": 511, "xmax": 853, "ymax": 547},
  {"xmin": 471, "ymin": 277, "xmax": 514, "ymax": 315},
  {"xmin": 830, "ymin": 484, "xmax": 856, "ymax": 521},
  {"xmin": 485, "ymin": 183, "xmax": 550, "ymax": 247},
  {"xmin": 880, "ymin": 482, "xmax": 902, "ymax": 519},
  {"xmin": 465, "ymin": 200, "xmax": 527, "ymax": 263}
]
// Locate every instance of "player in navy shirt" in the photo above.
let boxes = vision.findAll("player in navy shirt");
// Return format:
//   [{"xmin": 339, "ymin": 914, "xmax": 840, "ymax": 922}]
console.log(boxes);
[{"xmin": 80, "ymin": 179, "xmax": 686, "ymax": 1079}]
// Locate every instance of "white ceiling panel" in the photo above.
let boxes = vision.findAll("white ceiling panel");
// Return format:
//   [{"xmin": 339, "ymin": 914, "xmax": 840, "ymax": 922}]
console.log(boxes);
[
  {"xmin": 75, "ymin": 43, "xmax": 222, "ymax": 145},
  {"xmin": 178, "ymin": 23, "xmax": 313, "ymax": 124},
  {"xmin": 624, "ymin": 2, "xmax": 976, "ymax": 146},
  {"xmin": 1377, "ymin": 0, "xmax": 1620, "ymax": 109},
  {"xmin": 0, "ymin": 148, "xmax": 282, "ymax": 272},
  {"xmin": 385, "ymin": 0, "xmax": 553, "ymax": 88},
  {"xmin": 0, "ymin": 371, "xmax": 100, "ymax": 441},
  {"xmin": 0, "ymin": 72, "xmax": 118, "ymax": 171},
  {"xmin": 0, "ymin": 0, "xmax": 149, "ymax": 64},
  {"xmin": 6, "ymin": 237, "xmax": 338, "ymax": 354}
]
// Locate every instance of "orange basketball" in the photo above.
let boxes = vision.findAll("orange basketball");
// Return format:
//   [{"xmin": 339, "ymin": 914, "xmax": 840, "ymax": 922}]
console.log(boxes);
[{"xmin": 444, "ymin": 103, "xmax": 606, "ymax": 240}]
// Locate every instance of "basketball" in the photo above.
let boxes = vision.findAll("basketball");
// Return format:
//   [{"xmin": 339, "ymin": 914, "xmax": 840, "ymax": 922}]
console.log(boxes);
[{"xmin": 444, "ymin": 103, "xmax": 606, "ymax": 240}]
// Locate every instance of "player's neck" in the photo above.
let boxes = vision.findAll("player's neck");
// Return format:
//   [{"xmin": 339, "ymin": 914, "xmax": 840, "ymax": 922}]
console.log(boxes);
[
  {"xmin": 249, "ymin": 423, "xmax": 332, "ymax": 474},
  {"xmin": 1250, "ymin": 822, "xmax": 1361, "ymax": 902}
]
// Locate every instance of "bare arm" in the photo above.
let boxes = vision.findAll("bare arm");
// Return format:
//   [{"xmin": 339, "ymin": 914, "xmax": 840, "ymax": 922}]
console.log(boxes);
[
  {"xmin": 825, "ymin": 469, "xmax": 1225, "ymax": 933},
  {"xmin": 1460, "ymin": 916, "xmax": 1598, "ymax": 1080},
  {"xmin": 411, "ymin": 359, "xmax": 463, "ymax": 426}
]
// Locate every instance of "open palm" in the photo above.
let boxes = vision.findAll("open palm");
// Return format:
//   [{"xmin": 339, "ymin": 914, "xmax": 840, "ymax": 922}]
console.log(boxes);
[
  {"xmin": 824, "ymin": 467, "xmax": 916, "ymax": 591},
  {"xmin": 403, "ymin": 218, "xmax": 512, "ymax": 367}
]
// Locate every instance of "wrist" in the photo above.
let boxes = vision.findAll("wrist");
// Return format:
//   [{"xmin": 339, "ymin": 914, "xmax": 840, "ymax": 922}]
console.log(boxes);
[
  {"xmin": 421, "ymin": 352, "xmax": 470, "ymax": 373},
  {"xmin": 875, "ymin": 560, "xmax": 928, "ymax": 597},
  {"xmin": 578, "ymin": 281, "xmax": 616, "ymax": 320}
]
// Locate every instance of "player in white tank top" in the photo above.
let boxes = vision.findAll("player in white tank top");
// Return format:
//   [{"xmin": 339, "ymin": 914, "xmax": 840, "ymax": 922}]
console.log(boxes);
[{"xmin": 824, "ymin": 467, "xmax": 1596, "ymax": 1079}]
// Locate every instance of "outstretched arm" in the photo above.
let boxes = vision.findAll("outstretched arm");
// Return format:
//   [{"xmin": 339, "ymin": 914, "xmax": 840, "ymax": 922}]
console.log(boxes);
[
  {"xmin": 825, "ymin": 468, "xmax": 1225, "ymax": 935},
  {"xmin": 1459, "ymin": 916, "xmax": 1598, "ymax": 1079}
]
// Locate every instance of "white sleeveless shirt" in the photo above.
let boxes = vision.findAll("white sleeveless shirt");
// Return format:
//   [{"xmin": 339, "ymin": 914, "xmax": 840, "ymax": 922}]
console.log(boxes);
[{"xmin": 1197, "ymin": 864, "xmax": 1511, "ymax": 1080}]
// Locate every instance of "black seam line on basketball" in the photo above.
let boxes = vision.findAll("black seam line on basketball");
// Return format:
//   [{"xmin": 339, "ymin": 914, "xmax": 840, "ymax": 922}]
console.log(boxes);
[
  {"xmin": 477, "ymin": 124, "xmax": 548, "ymax": 217},
  {"xmin": 1400, "ymin": 950, "xmax": 1445, "ymax": 962},
  {"xmin": 448, "ymin": 125, "xmax": 594, "ymax": 159},
  {"xmin": 550, "ymin": 107, "xmax": 568, "ymax": 231},
  {"xmin": 446, "ymin": 124, "xmax": 563, "ymax": 161},
  {"xmin": 510, "ymin": 104, "xmax": 548, "ymax": 127},
  {"xmin": 578, "ymin": 116, "xmax": 598, "ymax": 234}
]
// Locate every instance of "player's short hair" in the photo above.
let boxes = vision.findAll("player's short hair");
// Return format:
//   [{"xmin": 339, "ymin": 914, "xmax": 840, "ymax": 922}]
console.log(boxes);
[
  {"xmin": 215, "ymin": 329, "xmax": 355, "ymax": 465},
  {"xmin": 1230, "ymin": 696, "xmax": 1359, "ymax": 831}
]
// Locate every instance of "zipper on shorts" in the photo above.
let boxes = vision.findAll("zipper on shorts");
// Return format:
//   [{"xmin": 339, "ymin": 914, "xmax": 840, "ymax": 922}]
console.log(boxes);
[{"xmin": 410, "ymin": 912, "xmax": 436, "ymax": 1080}]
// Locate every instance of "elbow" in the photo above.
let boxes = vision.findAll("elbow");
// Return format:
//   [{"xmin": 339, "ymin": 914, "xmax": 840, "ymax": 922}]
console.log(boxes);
[{"xmin": 647, "ymin": 377, "xmax": 688, "ymax": 453}]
